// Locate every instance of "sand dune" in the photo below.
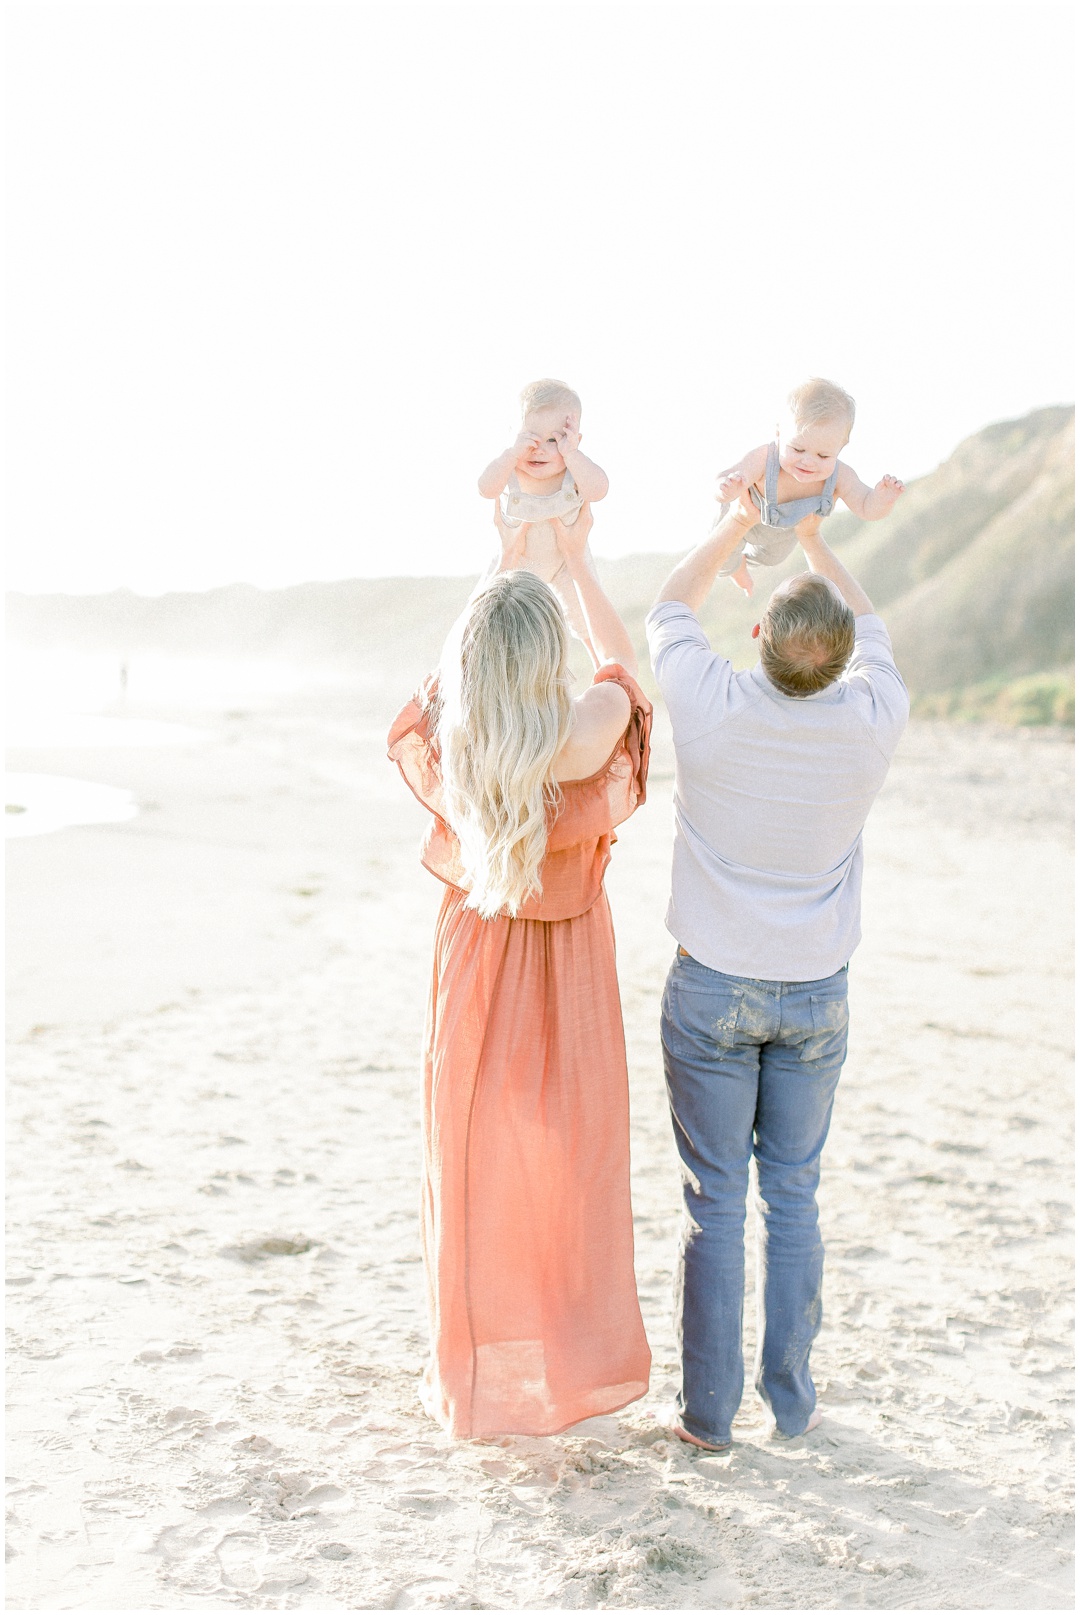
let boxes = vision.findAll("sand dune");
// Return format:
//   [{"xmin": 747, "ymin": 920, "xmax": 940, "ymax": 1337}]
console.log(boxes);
[{"xmin": 5, "ymin": 669, "xmax": 1074, "ymax": 1610}]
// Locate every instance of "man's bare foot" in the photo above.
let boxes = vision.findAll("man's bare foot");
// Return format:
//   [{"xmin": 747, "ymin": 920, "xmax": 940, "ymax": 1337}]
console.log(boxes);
[
  {"xmin": 671, "ymin": 1421, "xmax": 730, "ymax": 1452},
  {"xmin": 729, "ymin": 559, "xmax": 754, "ymax": 597},
  {"xmin": 773, "ymin": 1408, "xmax": 822, "ymax": 1439}
]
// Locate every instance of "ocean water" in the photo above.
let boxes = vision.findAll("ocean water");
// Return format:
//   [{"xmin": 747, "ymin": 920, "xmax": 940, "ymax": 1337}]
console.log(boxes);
[
  {"xmin": 5, "ymin": 646, "xmax": 342, "ymax": 837},
  {"xmin": 5, "ymin": 648, "xmax": 217, "ymax": 838},
  {"xmin": 5, "ymin": 773, "xmax": 139, "ymax": 839},
  {"xmin": 7, "ymin": 645, "xmax": 309, "ymax": 727},
  {"xmin": 6, "ymin": 712, "xmax": 209, "ymax": 749}
]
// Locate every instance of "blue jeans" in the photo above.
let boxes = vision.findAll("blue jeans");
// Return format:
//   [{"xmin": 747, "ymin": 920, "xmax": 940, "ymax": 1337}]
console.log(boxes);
[{"xmin": 660, "ymin": 950, "xmax": 849, "ymax": 1445}]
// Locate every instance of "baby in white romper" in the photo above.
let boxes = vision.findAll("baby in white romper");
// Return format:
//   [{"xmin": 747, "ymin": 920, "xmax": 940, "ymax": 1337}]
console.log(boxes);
[{"xmin": 478, "ymin": 378, "xmax": 609, "ymax": 642}]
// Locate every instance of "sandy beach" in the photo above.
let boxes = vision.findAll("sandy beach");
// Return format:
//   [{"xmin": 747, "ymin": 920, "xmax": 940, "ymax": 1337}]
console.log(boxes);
[{"xmin": 6, "ymin": 665, "xmax": 1074, "ymax": 1611}]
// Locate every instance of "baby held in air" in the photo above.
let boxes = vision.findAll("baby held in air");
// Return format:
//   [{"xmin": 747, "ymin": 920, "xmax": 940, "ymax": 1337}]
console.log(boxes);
[
  {"xmin": 715, "ymin": 377, "xmax": 906, "ymax": 596},
  {"xmin": 477, "ymin": 378, "xmax": 608, "ymax": 640}
]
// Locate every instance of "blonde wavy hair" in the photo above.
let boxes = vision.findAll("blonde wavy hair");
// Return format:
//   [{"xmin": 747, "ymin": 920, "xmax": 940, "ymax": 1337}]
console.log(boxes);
[{"xmin": 436, "ymin": 570, "xmax": 574, "ymax": 919}]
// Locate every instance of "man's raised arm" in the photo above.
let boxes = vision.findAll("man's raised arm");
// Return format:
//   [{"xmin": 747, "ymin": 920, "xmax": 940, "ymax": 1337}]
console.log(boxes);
[
  {"xmin": 655, "ymin": 505, "xmax": 758, "ymax": 613},
  {"xmin": 796, "ymin": 517, "xmax": 875, "ymax": 618}
]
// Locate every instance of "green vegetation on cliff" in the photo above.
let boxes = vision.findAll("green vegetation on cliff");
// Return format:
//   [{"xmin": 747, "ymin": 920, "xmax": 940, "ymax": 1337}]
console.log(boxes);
[
  {"xmin": 594, "ymin": 404, "xmax": 1075, "ymax": 723},
  {"xmin": 7, "ymin": 407, "xmax": 1074, "ymax": 724}
]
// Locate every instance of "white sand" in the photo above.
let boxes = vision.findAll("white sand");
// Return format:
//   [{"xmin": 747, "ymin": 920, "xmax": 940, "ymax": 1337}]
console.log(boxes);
[{"xmin": 6, "ymin": 680, "xmax": 1074, "ymax": 1610}]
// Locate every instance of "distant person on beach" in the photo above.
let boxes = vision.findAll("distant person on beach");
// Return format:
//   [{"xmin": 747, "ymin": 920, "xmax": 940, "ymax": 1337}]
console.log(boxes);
[
  {"xmin": 388, "ymin": 502, "xmax": 651, "ymax": 1438},
  {"xmin": 647, "ymin": 501, "xmax": 909, "ymax": 1452},
  {"xmin": 477, "ymin": 378, "xmax": 608, "ymax": 646},
  {"xmin": 713, "ymin": 378, "xmax": 905, "ymax": 596}
]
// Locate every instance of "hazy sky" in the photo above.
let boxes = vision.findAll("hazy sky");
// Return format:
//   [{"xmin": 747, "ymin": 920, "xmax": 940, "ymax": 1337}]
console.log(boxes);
[{"xmin": 7, "ymin": 1, "xmax": 1074, "ymax": 594}]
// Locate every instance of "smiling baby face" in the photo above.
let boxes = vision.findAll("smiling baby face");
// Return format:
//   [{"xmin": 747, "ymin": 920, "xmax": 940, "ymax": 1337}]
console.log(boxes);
[
  {"xmin": 517, "ymin": 406, "xmax": 579, "ymax": 480},
  {"xmin": 777, "ymin": 413, "xmax": 850, "ymax": 484}
]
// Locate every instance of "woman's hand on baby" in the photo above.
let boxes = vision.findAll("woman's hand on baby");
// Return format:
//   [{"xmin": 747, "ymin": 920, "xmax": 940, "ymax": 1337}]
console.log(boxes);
[
  {"xmin": 493, "ymin": 503, "xmax": 529, "ymax": 568},
  {"xmin": 552, "ymin": 502, "xmax": 593, "ymax": 564}
]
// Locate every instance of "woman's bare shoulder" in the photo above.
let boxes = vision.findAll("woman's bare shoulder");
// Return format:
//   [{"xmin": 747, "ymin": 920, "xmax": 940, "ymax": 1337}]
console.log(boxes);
[
  {"xmin": 579, "ymin": 678, "xmax": 632, "ymax": 724},
  {"xmin": 552, "ymin": 681, "xmax": 632, "ymax": 782}
]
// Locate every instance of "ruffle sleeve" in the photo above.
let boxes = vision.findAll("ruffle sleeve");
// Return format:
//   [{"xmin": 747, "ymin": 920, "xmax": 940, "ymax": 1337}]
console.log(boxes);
[
  {"xmin": 388, "ymin": 676, "xmax": 469, "ymax": 892},
  {"xmin": 387, "ymin": 663, "xmax": 653, "ymax": 919},
  {"xmin": 592, "ymin": 662, "xmax": 651, "ymax": 814},
  {"xmin": 387, "ymin": 674, "xmax": 446, "ymax": 821}
]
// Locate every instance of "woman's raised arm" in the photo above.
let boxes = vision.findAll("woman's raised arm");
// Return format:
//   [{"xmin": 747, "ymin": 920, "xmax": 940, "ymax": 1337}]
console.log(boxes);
[{"xmin": 550, "ymin": 506, "xmax": 638, "ymax": 676}]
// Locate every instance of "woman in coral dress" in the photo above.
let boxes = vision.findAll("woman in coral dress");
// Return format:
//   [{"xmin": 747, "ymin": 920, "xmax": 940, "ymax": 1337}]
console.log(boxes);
[{"xmin": 387, "ymin": 505, "xmax": 652, "ymax": 1439}]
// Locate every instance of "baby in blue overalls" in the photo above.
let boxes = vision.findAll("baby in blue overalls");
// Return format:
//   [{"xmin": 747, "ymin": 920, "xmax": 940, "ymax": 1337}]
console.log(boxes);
[{"xmin": 713, "ymin": 378, "xmax": 905, "ymax": 596}]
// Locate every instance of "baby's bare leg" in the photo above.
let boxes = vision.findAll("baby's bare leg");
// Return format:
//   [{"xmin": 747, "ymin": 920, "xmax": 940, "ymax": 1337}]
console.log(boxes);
[
  {"xmin": 728, "ymin": 557, "xmax": 754, "ymax": 598},
  {"xmin": 732, "ymin": 529, "xmax": 798, "ymax": 597},
  {"xmin": 713, "ymin": 503, "xmax": 758, "ymax": 594}
]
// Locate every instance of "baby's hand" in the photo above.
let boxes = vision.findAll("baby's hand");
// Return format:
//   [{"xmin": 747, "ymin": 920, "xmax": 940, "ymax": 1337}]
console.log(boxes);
[
  {"xmin": 716, "ymin": 470, "xmax": 749, "ymax": 503},
  {"xmin": 512, "ymin": 428, "xmax": 540, "ymax": 460},
  {"xmin": 875, "ymin": 473, "xmax": 905, "ymax": 505},
  {"xmin": 556, "ymin": 416, "xmax": 581, "ymax": 458}
]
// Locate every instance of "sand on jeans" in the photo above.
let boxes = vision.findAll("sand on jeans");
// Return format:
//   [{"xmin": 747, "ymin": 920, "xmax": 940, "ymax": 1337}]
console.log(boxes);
[{"xmin": 5, "ymin": 674, "xmax": 1074, "ymax": 1611}]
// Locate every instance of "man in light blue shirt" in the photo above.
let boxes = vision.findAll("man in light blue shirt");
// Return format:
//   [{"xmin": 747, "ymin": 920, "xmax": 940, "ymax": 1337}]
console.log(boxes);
[{"xmin": 646, "ymin": 509, "xmax": 908, "ymax": 1451}]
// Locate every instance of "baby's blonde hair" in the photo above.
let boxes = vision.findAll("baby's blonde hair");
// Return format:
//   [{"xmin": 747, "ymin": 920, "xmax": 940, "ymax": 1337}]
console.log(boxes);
[
  {"xmin": 520, "ymin": 378, "xmax": 582, "ymax": 421},
  {"xmin": 437, "ymin": 570, "xmax": 574, "ymax": 919},
  {"xmin": 786, "ymin": 378, "xmax": 856, "ymax": 434}
]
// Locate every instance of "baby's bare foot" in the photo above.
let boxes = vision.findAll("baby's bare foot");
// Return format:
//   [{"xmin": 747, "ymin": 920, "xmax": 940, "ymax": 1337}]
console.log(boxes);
[{"xmin": 729, "ymin": 559, "xmax": 754, "ymax": 597}]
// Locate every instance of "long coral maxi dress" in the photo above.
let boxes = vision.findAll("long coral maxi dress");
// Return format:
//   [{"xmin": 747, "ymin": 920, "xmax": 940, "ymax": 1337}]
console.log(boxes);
[{"xmin": 387, "ymin": 664, "xmax": 653, "ymax": 1439}]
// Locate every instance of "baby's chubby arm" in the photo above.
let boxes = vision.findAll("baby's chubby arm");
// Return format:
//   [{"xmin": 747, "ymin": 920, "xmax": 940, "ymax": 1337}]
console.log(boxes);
[
  {"xmin": 835, "ymin": 461, "xmax": 905, "ymax": 520},
  {"xmin": 477, "ymin": 428, "xmax": 540, "ymax": 498},
  {"xmin": 556, "ymin": 418, "xmax": 609, "ymax": 502},
  {"xmin": 715, "ymin": 444, "xmax": 769, "ymax": 503}
]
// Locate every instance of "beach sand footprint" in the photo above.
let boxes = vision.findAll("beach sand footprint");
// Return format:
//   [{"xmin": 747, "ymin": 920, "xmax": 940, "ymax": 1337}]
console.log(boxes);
[
  {"xmin": 302, "ymin": 1483, "xmax": 349, "ymax": 1513},
  {"xmin": 391, "ymin": 1489, "xmax": 456, "ymax": 1517},
  {"xmin": 317, "ymin": 1540, "xmax": 353, "ymax": 1560},
  {"xmin": 222, "ymin": 1235, "xmax": 315, "ymax": 1262},
  {"xmin": 390, "ymin": 1577, "xmax": 474, "ymax": 1609},
  {"xmin": 154, "ymin": 1520, "xmax": 218, "ymax": 1562},
  {"xmin": 216, "ymin": 1529, "xmax": 268, "ymax": 1590}
]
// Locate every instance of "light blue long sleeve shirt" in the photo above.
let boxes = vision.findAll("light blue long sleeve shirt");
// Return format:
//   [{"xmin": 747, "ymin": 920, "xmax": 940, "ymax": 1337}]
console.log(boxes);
[{"xmin": 645, "ymin": 602, "xmax": 909, "ymax": 982}]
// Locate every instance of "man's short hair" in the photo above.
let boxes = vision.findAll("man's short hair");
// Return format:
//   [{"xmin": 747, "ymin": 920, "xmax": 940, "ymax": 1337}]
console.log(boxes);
[
  {"xmin": 759, "ymin": 574, "xmax": 856, "ymax": 697},
  {"xmin": 520, "ymin": 378, "xmax": 582, "ymax": 420}
]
